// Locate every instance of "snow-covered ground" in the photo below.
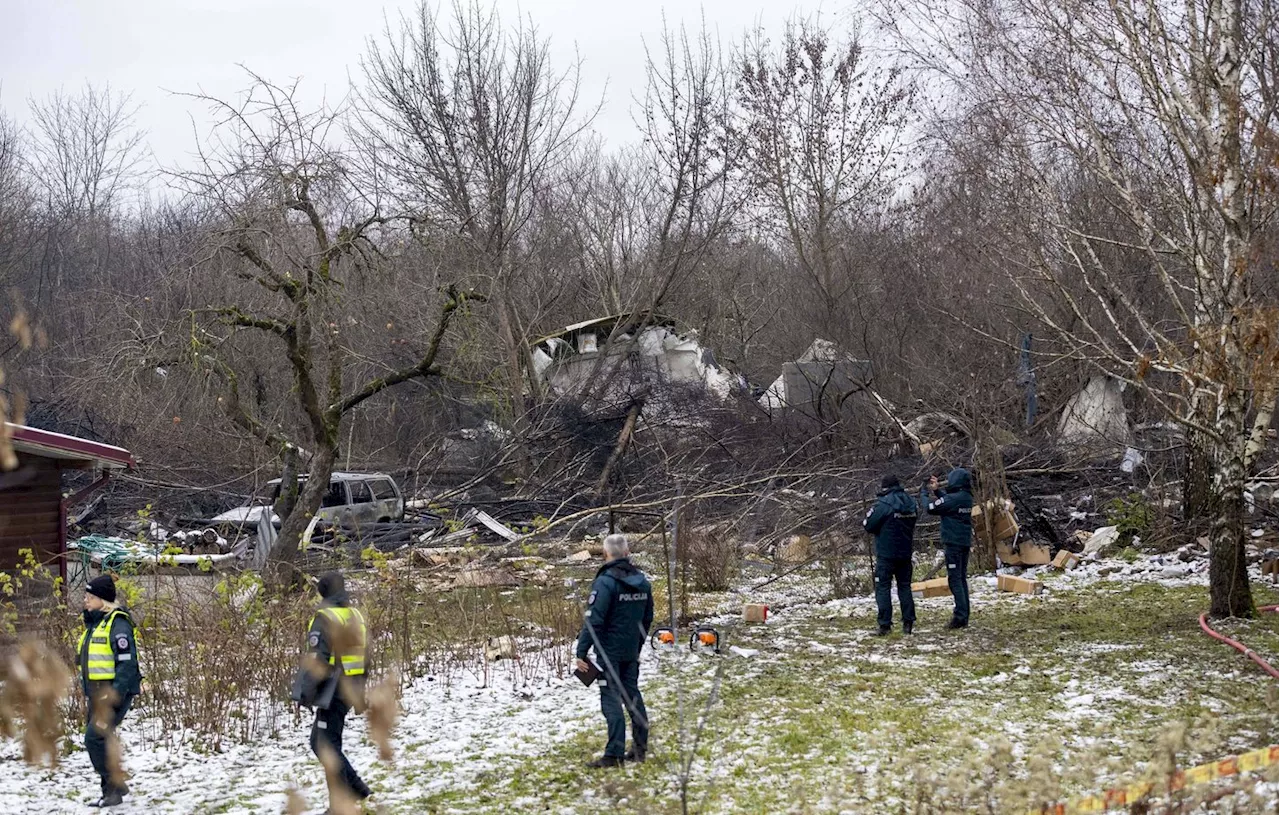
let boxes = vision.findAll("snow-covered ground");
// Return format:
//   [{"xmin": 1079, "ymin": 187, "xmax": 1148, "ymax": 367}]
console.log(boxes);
[
  {"xmin": 2, "ymin": 549, "xmax": 1276, "ymax": 813},
  {"xmin": 0, "ymin": 665, "xmax": 599, "ymax": 814}
]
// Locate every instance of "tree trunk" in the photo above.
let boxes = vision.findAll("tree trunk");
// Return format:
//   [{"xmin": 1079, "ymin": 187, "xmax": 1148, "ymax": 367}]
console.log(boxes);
[
  {"xmin": 267, "ymin": 444, "xmax": 338, "ymax": 585},
  {"xmin": 1182, "ymin": 424, "xmax": 1218, "ymax": 523},
  {"xmin": 1206, "ymin": 390, "xmax": 1255, "ymax": 618}
]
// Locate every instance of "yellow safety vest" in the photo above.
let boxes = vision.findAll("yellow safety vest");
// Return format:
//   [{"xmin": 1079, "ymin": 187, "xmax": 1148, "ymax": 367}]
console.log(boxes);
[
  {"xmin": 308, "ymin": 606, "xmax": 367, "ymax": 676},
  {"xmin": 77, "ymin": 610, "xmax": 132, "ymax": 681}
]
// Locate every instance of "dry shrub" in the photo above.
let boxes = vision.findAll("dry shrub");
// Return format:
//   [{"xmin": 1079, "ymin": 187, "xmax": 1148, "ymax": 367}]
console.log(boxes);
[
  {"xmin": 366, "ymin": 669, "xmax": 401, "ymax": 761},
  {"xmin": 284, "ymin": 786, "xmax": 309, "ymax": 815},
  {"xmin": 684, "ymin": 528, "xmax": 740, "ymax": 592},
  {"xmin": 137, "ymin": 570, "xmax": 310, "ymax": 748},
  {"xmin": 0, "ymin": 639, "xmax": 72, "ymax": 767},
  {"xmin": 0, "ymin": 548, "xmax": 582, "ymax": 753},
  {"xmin": 817, "ymin": 532, "xmax": 870, "ymax": 599},
  {"xmin": 90, "ymin": 685, "xmax": 128, "ymax": 787},
  {"xmin": 317, "ymin": 740, "xmax": 360, "ymax": 815}
]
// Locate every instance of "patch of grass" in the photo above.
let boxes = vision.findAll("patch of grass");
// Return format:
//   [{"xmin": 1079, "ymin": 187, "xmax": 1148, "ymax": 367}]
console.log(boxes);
[{"xmin": 379, "ymin": 578, "xmax": 1279, "ymax": 813}]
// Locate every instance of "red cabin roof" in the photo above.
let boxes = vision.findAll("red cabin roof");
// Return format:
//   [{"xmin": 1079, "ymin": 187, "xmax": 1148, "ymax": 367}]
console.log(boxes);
[{"xmin": 6, "ymin": 423, "xmax": 135, "ymax": 469}]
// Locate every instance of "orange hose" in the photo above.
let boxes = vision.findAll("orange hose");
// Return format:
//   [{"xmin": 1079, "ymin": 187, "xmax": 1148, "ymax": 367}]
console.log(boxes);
[{"xmin": 1198, "ymin": 604, "xmax": 1279, "ymax": 679}]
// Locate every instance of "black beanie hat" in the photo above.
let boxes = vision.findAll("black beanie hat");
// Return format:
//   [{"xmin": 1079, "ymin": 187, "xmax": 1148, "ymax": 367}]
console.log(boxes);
[
  {"xmin": 880, "ymin": 474, "xmax": 901, "ymax": 490},
  {"xmin": 86, "ymin": 574, "xmax": 117, "ymax": 603},
  {"xmin": 316, "ymin": 571, "xmax": 345, "ymax": 600}
]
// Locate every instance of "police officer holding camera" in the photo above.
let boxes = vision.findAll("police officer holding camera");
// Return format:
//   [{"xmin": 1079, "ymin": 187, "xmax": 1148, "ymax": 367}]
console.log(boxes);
[{"xmin": 922, "ymin": 468, "xmax": 975, "ymax": 629}]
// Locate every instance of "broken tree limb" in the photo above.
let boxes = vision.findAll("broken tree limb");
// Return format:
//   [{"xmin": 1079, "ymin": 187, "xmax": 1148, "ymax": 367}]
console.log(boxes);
[
  {"xmin": 864, "ymin": 386, "xmax": 923, "ymax": 450},
  {"xmin": 594, "ymin": 401, "xmax": 643, "ymax": 496}
]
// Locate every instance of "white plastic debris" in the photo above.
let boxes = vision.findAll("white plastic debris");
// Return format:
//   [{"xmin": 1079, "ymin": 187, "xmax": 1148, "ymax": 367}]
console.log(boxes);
[{"xmin": 1120, "ymin": 447, "xmax": 1144, "ymax": 473}]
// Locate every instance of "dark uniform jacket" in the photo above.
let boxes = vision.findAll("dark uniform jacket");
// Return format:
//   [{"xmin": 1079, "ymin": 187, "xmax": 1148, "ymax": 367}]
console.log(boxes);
[
  {"xmin": 79, "ymin": 606, "xmax": 141, "ymax": 701},
  {"xmin": 575, "ymin": 557, "xmax": 654, "ymax": 664},
  {"xmin": 863, "ymin": 485, "xmax": 919, "ymax": 558},
  {"xmin": 292, "ymin": 590, "xmax": 365, "ymax": 711},
  {"xmin": 922, "ymin": 468, "xmax": 974, "ymax": 548}
]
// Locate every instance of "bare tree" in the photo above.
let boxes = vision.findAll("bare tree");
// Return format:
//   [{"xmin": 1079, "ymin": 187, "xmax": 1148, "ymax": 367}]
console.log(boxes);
[
  {"xmin": 737, "ymin": 16, "xmax": 913, "ymax": 340},
  {"xmin": 163, "ymin": 75, "xmax": 482, "ymax": 582},
  {"xmin": 0, "ymin": 108, "xmax": 36, "ymax": 282},
  {"xmin": 25, "ymin": 83, "xmax": 146, "ymax": 220},
  {"xmin": 357, "ymin": 0, "xmax": 593, "ymax": 411},
  {"xmin": 632, "ymin": 19, "xmax": 744, "ymax": 315},
  {"xmin": 885, "ymin": 0, "xmax": 1278, "ymax": 615}
]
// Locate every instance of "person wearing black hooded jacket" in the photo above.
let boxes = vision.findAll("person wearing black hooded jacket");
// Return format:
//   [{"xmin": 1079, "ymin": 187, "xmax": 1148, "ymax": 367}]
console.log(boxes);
[
  {"xmin": 291, "ymin": 571, "xmax": 371, "ymax": 807},
  {"xmin": 575, "ymin": 534, "xmax": 654, "ymax": 768},
  {"xmin": 922, "ymin": 468, "xmax": 975, "ymax": 628},
  {"xmin": 864, "ymin": 475, "xmax": 919, "ymax": 635}
]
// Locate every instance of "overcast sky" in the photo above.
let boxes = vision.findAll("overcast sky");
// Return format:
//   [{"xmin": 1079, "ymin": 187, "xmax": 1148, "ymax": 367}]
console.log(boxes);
[{"xmin": 3, "ymin": 0, "xmax": 841, "ymax": 175}]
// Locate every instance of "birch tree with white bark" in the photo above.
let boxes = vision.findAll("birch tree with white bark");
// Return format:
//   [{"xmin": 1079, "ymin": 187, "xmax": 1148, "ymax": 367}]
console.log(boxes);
[{"xmin": 885, "ymin": 0, "xmax": 1277, "ymax": 616}]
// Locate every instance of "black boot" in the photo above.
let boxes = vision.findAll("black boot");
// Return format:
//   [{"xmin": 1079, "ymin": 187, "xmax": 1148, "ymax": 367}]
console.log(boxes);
[
  {"xmin": 875, "ymin": 625, "xmax": 891, "ymax": 636},
  {"xmin": 87, "ymin": 789, "xmax": 124, "ymax": 808},
  {"xmin": 903, "ymin": 623, "xmax": 913, "ymax": 635},
  {"xmin": 624, "ymin": 747, "xmax": 647, "ymax": 763},
  {"xmin": 946, "ymin": 619, "xmax": 967, "ymax": 630},
  {"xmin": 587, "ymin": 755, "xmax": 625, "ymax": 768}
]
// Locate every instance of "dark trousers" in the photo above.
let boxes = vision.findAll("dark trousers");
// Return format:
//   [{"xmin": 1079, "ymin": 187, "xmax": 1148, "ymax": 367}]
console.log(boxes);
[
  {"xmin": 599, "ymin": 659, "xmax": 648, "ymax": 758},
  {"xmin": 875, "ymin": 555, "xmax": 916, "ymax": 629},
  {"xmin": 86, "ymin": 693, "xmax": 133, "ymax": 794},
  {"xmin": 945, "ymin": 544, "xmax": 971, "ymax": 624},
  {"xmin": 310, "ymin": 700, "xmax": 369, "ymax": 800}
]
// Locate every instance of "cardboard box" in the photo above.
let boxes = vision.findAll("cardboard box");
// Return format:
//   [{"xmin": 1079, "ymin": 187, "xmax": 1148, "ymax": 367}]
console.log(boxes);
[
  {"xmin": 742, "ymin": 603, "xmax": 769, "ymax": 623},
  {"xmin": 996, "ymin": 538, "xmax": 1051, "ymax": 566},
  {"xmin": 911, "ymin": 577, "xmax": 952, "ymax": 599},
  {"xmin": 997, "ymin": 574, "xmax": 1043, "ymax": 595},
  {"xmin": 1051, "ymin": 550, "xmax": 1080, "ymax": 570},
  {"xmin": 973, "ymin": 499, "xmax": 1019, "ymax": 542}
]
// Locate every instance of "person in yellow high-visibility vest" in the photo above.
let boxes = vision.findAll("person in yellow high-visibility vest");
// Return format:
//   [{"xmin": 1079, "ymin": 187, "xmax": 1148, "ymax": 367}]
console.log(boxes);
[
  {"xmin": 77, "ymin": 574, "xmax": 140, "ymax": 808},
  {"xmin": 290, "ymin": 570, "xmax": 371, "ymax": 807}
]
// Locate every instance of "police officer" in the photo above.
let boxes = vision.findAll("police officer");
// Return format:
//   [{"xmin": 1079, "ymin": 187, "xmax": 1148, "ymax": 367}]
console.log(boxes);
[
  {"xmin": 291, "ymin": 571, "xmax": 371, "ymax": 807},
  {"xmin": 864, "ymin": 474, "xmax": 919, "ymax": 636},
  {"xmin": 77, "ymin": 574, "xmax": 140, "ymax": 808},
  {"xmin": 575, "ymin": 534, "xmax": 654, "ymax": 768},
  {"xmin": 922, "ymin": 467, "xmax": 975, "ymax": 629}
]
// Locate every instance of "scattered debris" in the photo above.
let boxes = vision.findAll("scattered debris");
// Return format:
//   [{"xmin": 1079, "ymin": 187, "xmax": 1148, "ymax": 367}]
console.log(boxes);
[
  {"xmin": 1120, "ymin": 446, "xmax": 1145, "ymax": 473},
  {"xmin": 776, "ymin": 534, "xmax": 812, "ymax": 564},
  {"xmin": 484, "ymin": 636, "xmax": 518, "ymax": 661},
  {"xmin": 1058, "ymin": 376, "xmax": 1129, "ymax": 449},
  {"xmin": 1083, "ymin": 526, "xmax": 1121, "ymax": 558},
  {"xmin": 474, "ymin": 510, "xmax": 521, "ymax": 542},
  {"xmin": 760, "ymin": 339, "xmax": 873, "ymax": 414},
  {"xmin": 906, "ymin": 412, "xmax": 972, "ymax": 456},
  {"xmin": 742, "ymin": 603, "xmax": 769, "ymax": 623},
  {"xmin": 529, "ymin": 313, "xmax": 739, "ymax": 408},
  {"xmin": 728, "ymin": 645, "xmax": 759, "ymax": 658},
  {"xmin": 453, "ymin": 565, "xmax": 520, "ymax": 589},
  {"xmin": 566, "ymin": 549, "xmax": 595, "ymax": 562}
]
